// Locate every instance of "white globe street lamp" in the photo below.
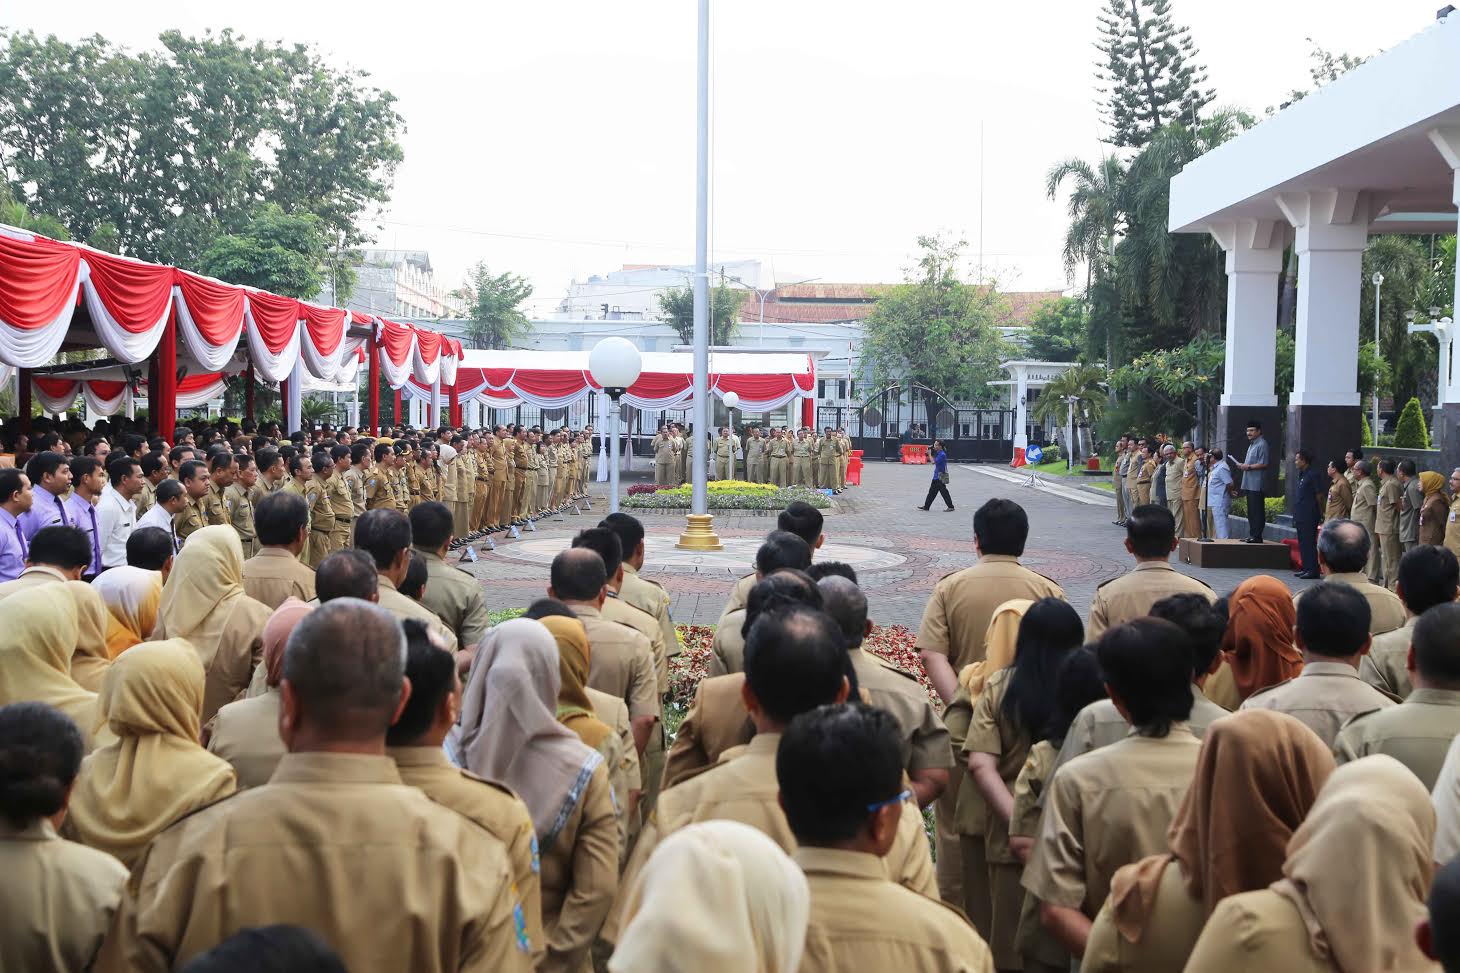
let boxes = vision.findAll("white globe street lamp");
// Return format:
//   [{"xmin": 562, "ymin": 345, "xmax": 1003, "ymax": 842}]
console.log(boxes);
[
  {"xmin": 722, "ymin": 391, "xmax": 740, "ymax": 480},
  {"xmin": 589, "ymin": 337, "xmax": 643, "ymax": 513}
]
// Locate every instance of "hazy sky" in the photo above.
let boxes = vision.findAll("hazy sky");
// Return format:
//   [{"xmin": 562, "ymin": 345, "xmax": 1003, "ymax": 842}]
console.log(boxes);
[{"xmin": 18, "ymin": 1, "xmax": 1446, "ymax": 312}]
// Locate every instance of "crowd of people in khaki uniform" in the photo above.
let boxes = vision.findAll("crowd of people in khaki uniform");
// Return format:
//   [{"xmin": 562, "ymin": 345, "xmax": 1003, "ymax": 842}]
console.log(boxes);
[
  {"xmin": 7, "ymin": 409, "xmax": 1460, "ymax": 972},
  {"xmin": 651, "ymin": 422, "xmax": 854, "ymax": 493}
]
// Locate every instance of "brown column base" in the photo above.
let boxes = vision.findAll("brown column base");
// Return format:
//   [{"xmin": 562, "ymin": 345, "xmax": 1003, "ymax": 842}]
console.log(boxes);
[
  {"xmin": 1286, "ymin": 404, "xmax": 1362, "ymax": 510},
  {"xmin": 1434, "ymin": 403, "xmax": 1460, "ymax": 474},
  {"xmin": 1216, "ymin": 403, "xmax": 1283, "ymax": 496}
]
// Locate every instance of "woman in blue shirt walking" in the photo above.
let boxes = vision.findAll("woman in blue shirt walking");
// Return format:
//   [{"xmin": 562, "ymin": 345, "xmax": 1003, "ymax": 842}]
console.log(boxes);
[{"xmin": 919, "ymin": 440, "xmax": 954, "ymax": 511}]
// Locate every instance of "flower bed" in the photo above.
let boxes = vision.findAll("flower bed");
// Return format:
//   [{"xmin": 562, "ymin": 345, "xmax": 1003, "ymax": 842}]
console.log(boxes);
[
  {"xmin": 627, "ymin": 480, "xmax": 779, "ymax": 497},
  {"xmin": 666, "ymin": 622, "xmax": 932, "ymax": 710},
  {"xmin": 622, "ymin": 484, "xmax": 829, "ymax": 510}
]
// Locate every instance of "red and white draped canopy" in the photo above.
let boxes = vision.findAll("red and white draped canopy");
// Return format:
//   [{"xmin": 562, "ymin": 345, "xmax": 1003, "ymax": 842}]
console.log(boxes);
[
  {"xmin": 0, "ymin": 226, "xmax": 458, "ymax": 390},
  {"xmin": 404, "ymin": 350, "xmax": 815, "ymax": 412}
]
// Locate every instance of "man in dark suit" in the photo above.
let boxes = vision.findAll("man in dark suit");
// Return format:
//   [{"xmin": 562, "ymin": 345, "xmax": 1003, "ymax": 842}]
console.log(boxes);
[{"xmin": 1293, "ymin": 449, "xmax": 1325, "ymax": 579}]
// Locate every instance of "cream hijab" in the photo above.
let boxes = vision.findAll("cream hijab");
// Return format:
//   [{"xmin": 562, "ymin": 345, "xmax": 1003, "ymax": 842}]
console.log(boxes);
[
  {"xmin": 92, "ymin": 565, "xmax": 163, "ymax": 656},
  {"xmin": 450, "ymin": 618, "xmax": 601, "ymax": 848},
  {"xmin": 65, "ymin": 580, "xmax": 119, "ymax": 692},
  {"xmin": 959, "ymin": 598, "xmax": 1031, "ymax": 697},
  {"xmin": 0, "ymin": 586, "xmax": 100, "ymax": 743},
  {"xmin": 610, "ymin": 821, "xmax": 810, "ymax": 973},
  {"xmin": 155, "ymin": 525, "xmax": 246, "ymax": 669},
  {"xmin": 64, "ymin": 638, "xmax": 237, "ymax": 868},
  {"xmin": 1272, "ymin": 755, "xmax": 1435, "ymax": 973}
]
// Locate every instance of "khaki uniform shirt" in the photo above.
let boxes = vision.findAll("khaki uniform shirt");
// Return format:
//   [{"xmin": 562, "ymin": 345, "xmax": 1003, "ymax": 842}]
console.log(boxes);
[
  {"xmin": 662, "ymin": 673, "xmax": 754, "ymax": 790},
  {"xmin": 1051, "ymin": 687, "xmax": 1229, "ymax": 782},
  {"xmin": 151, "ymin": 595, "xmax": 270, "ymax": 726},
  {"xmin": 1376, "ymin": 476, "xmax": 1402, "ymax": 533},
  {"xmin": 344, "ymin": 466, "xmax": 367, "ymax": 518},
  {"xmin": 1293, "ymin": 571, "xmax": 1406, "ymax": 636},
  {"xmin": 0, "ymin": 818, "xmax": 128, "ymax": 973},
  {"xmin": 1447, "ymin": 495, "xmax": 1460, "ymax": 555},
  {"xmin": 1350, "ymin": 477, "xmax": 1378, "ymax": 532},
  {"xmin": 707, "ymin": 607, "xmax": 748, "ymax": 678},
  {"xmin": 1022, "ymin": 725, "xmax": 1201, "ymax": 917},
  {"xmin": 1180, "ymin": 456, "xmax": 1200, "ymax": 501},
  {"xmin": 94, "ymin": 752, "xmax": 532, "ymax": 973},
  {"xmin": 1086, "ymin": 561, "xmax": 1214, "ymax": 640},
  {"xmin": 414, "ymin": 548, "xmax": 490, "ymax": 649},
  {"xmin": 173, "ymin": 495, "xmax": 208, "ymax": 546},
  {"xmin": 535, "ymin": 761, "xmax": 617, "ymax": 973},
  {"xmin": 1239, "ymin": 660, "xmax": 1397, "ymax": 747},
  {"xmin": 849, "ymin": 647, "xmax": 953, "ymax": 773},
  {"xmin": 223, "ymin": 483, "xmax": 255, "ymax": 556},
  {"xmin": 1084, "ymin": 860, "xmax": 1206, "ymax": 973},
  {"xmin": 1163, "ymin": 455, "xmax": 1184, "ymax": 501},
  {"xmin": 135, "ymin": 478, "xmax": 155, "ymax": 518},
  {"xmin": 718, "ymin": 571, "xmax": 757, "ymax": 621},
  {"xmin": 326, "ymin": 472, "xmax": 353, "ymax": 540},
  {"xmin": 621, "ymin": 563, "xmax": 678, "ymax": 660},
  {"xmin": 1325, "ymin": 476, "xmax": 1353, "ymax": 520},
  {"xmin": 376, "ymin": 576, "xmax": 459, "ymax": 654},
  {"xmin": 916, "ymin": 556, "xmax": 1066, "ymax": 671},
  {"xmin": 608, "ymin": 733, "xmax": 936, "ymax": 942},
  {"xmin": 1359, "ymin": 615, "xmax": 1417, "ymax": 699},
  {"xmin": 440, "ymin": 453, "xmax": 459, "ymax": 503},
  {"xmin": 1332, "ymin": 687, "xmax": 1460, "ymax": 789},
  {"xmin": 206, "ymin": 689, "xmax": 284, "ymax": 789},
  {"xmin": 241, "ymin": 546, "xmax": 317, "ymax": 610},
  {"xmin": 603, "ymin": 593, "xmax": 668, "ymax": 698},
  {"xmin": 389, "ymin": 746, "xmax": 543, "ymax": 964},
  {"xmin": 586, "ymin": 685, "xmax": 641, "ymax": 851},
  {"xmin": 364, "ymin": 465, "xmax": 393, "ymax": 510},
  {"xmin": 491, "ymin": 440, "xmax": 510, "ymax": 483},
  {"xmin": 797, "ymin": 847, "xmax": 993, "ymax": 973},
  {"xmin": 572, "ymin": 605, "xmax": 659, "ymax": 723},
  {"xmin": 1183, "ymin": 889, "xmax": 1332, "ymax": 973},
  {"xmin": 203, "ymin": 483, "xmax": 228, "ymax": 527}
]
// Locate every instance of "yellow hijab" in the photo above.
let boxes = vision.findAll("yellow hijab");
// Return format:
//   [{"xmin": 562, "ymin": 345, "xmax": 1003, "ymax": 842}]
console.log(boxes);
[
  {"xmin": 540, "ymin": 614, "xmax": 613, "ymax": 751},
  {"xmin": 0, "ymin": 586, "xmax": 101, "ymax": 746},
  {"xmin": 63, "ymin": 639, "xmax": 237, "ymax": 868},
  {"xmin": 959, "ymin": 598, "xmax": 1031, "ymax": 696},
  {"xmin": 92, "ymin": 566, "xmax": 163, "ymax": 657},
  {"xmin": 156, "ymin": 526, "xmax": 246, "ymax": 670},
  {"xmin": 64, "ymin": 580, "xmax": 122, "ymax": 693},
  {"xmin": 1421, "ymin": 470, "xmax": 1445, "ymax": 499}
]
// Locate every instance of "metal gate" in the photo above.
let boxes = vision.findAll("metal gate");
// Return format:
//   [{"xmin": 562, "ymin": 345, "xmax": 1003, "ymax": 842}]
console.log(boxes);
[{"xmin": 821, "ymin": 384, "xmax": 1029, "ymax": 462}]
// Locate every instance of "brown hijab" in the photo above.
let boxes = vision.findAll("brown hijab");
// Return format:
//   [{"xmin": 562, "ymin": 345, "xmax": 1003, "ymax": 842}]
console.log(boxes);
[
  {"xmin": 540, "ymin": 614, "xmax": 612, "ymax": 752},
  {"xmin": 1221, "ymin": 575, "xmax": 1301, "ymax": 701},
  {"xmin": 1108, "ymin": 710, "xmax": 1336, "ymax": 942},
  {"xmin": 1273, "ymin": 755, "xmax": 1435, "ymax": 973}
]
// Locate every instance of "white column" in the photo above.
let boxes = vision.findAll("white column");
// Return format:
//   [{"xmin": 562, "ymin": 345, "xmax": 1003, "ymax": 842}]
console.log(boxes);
[
  {"xmin": 430, "ymin": 374, "xmax": 441, "ymax": 428},
  {"xmin": 1209, "ymin": 219, "xmax": 1286, "ymax": 407},
  {"xmin": 1444, "ymin": 330, "xmax": 1455, "ymax": 408},
  {"xmin": 1276, "ymin": 191, "xmax": 1369, "ymax": 406},
  {"xmin": 286, "ymin": 358, "xmax": 304, "ymax": 435},
  {"xmin": 1013, "ymin": 366, "xmax": 1028, "ymax": 450},
  {"xmin": 1429, "ymin": 128, "xmax": 1460, "ymax": 405}
]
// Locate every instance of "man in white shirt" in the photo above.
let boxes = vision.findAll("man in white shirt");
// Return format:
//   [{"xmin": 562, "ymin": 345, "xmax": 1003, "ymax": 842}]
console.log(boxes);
[
  {"xmin": 96, "ymin": 456, "xmax": 145, "ymax": 570},
  {"xmin": 137, "ymin": 478, "xmax": 187, "ymax": 553}
]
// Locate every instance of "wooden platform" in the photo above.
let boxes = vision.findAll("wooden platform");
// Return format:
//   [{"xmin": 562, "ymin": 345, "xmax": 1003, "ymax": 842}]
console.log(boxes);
[{"xmin": 1178, "ymin": 538, "xmax": 1293, "ymax": 569}]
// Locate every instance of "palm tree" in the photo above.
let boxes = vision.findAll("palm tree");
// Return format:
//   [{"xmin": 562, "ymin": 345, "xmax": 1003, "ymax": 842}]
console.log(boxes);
[
  {"xmin": 1032, "ymin": 364, "xmax": 1109, "ymax": 461},
  {"xmin": 1047, "ymin": 156, "xmax": 1125, "ymax": 366}
]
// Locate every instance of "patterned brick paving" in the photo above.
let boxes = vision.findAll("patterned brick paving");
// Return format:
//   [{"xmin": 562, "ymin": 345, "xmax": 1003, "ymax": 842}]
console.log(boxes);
[{"xmin": 462, "ymin": 461, "xmax": 1317, "ymax": 627}]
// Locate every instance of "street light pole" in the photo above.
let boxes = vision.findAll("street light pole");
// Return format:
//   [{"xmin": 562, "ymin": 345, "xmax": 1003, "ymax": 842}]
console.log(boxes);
[
  {"xmin": 1372, "ymin": 271, "xmax": 1384, "ymax": 440},
  {"xmin": 677, "ymin": 0, "xmax": 720, "ymax": 550}
]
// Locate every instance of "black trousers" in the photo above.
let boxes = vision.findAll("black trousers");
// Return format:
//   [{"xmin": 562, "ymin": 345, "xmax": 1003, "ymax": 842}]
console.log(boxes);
[
  {"xmin": 923, "ymin": 479, "xmax": 953, "ymax": 510},
  {"xmin": 1296, "ymin": 519, "xmax": 1319, "ymax": 575},
  {"xmin": 1245, "ymin": 489, "xmax": 1266, "ymax": 540}
]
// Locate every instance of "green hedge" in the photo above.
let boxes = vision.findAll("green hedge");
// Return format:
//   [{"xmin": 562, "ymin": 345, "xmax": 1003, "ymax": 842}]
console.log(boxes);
[
  {"xmin": 1394, "ymin": 397, "xmax": 1431, "ymax": 449},
  {"xmin": 1231, "ymin": 496, "xmax": 1286, "ymax": 521}
]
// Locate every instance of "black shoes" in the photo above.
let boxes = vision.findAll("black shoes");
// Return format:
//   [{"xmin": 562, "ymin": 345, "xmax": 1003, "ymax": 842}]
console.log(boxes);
[
  {"xmin": 944, "ymin": 506, "xmax": 955, "ymax": 512},
  {"xmin": 917, "ymin": 506, "xmax": 930, "ymax": 511}
]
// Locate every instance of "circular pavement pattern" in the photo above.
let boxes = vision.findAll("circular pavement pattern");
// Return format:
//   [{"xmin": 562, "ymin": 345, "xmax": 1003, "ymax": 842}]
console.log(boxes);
[{"xmin": 489, "ymin": 534, "xmax": 907, "ymax": 575}]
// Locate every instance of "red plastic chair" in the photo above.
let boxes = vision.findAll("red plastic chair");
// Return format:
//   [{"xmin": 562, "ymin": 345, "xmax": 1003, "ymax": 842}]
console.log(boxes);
[{"xmin": 846, "ymin": 455, "xmax": 863, "ymax": 485}]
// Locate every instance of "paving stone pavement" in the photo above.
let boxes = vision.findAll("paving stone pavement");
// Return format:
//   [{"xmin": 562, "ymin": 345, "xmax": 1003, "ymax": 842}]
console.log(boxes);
[{"xmin": 460, "ymin": 461, "xmax": 1320, "ymax": 628}]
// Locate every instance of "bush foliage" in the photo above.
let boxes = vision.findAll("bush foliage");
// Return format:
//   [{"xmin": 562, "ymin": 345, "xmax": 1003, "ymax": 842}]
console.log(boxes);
[{"xmin": 1393, "ymin": 397, "xmax": 1431, "ymax": 449}]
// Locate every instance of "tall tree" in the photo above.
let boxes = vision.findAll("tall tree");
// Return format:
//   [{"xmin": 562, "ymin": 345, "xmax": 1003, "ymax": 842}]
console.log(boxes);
[
  {"xmin": 1020, "ymin": 297, "xmax": 1090, "ymax": 362},
  {"xmin": 657, "ymin": 283, "xmax": 745, "ymax": 346},
  {"xmin": 195, "ymin": 204, "xmax": 328, "ymax": 299},
  {"xmin": 1046, "ymin": 155, "xmax": 1124, "ymax": 363},
  {"xmin": 0, "ymin": 29, "xmax": 403, "ymax": 269},
  {"xmin": 453, "ymin": 263, "xmax": 533, "ymax": 350},
  {"xmin": 1096, "ymin": 0, "xmax": 1215, "ymax": 148},
  {"xmin": 860, "ymin": 235, "xmax": 1013, "ymax": 418}
]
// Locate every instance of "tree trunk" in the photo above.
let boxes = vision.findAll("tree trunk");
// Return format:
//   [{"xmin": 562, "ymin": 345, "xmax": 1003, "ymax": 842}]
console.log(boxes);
[{"xmin": 1278, "ymin": 247, "xmax": 1297, "ymax": 330}]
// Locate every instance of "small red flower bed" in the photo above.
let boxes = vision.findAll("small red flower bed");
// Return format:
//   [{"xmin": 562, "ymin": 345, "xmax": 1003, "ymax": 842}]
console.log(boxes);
[{"xmin": 667, "ymin": 622, "xmax": 934, "ymax": 709}]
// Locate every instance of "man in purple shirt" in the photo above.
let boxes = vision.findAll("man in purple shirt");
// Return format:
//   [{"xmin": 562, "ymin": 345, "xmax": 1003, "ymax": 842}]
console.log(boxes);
[
  {"xmin": 0, "ymin": 468, "xmax": 34, "ymax": 582},
  {"xmin": 64, "ymin": 454, "xmax": 106, "ymax": 578},
  {"xmin": 18, "ymin": 451, "xmax": 73, "ymax": 544}
]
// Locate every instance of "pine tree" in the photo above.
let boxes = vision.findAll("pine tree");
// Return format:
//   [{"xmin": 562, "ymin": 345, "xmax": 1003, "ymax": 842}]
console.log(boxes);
[
  {"xmin": 1393, "ymin": 396, "xmax": 1431, "ymax": 449},
  {"xmin": 1095, "ymin": 0, "xmax": 1216, "ymax": 148},
  {"xmin": 1360, "ymin": 410, "xmax": 1373, "ymax": 448}
]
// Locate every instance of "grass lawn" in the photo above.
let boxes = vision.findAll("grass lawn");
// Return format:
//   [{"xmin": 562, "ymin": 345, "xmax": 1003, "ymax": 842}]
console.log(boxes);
[{"xmin": 1027, "ymin": 458, "xmax": 1116, "ymax": 491}]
